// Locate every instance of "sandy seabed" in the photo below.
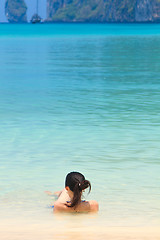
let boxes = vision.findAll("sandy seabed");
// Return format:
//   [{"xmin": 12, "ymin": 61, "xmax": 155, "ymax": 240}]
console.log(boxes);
[{"xmin": 1, "ymin": 219, "xmax": 160, "ymax": 240}]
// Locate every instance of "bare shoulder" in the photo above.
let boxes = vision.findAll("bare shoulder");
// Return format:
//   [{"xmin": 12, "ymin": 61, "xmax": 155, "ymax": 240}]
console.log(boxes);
[{"xmin": 88, "ymin": 200, "xmax": 99, "ymax": 212}]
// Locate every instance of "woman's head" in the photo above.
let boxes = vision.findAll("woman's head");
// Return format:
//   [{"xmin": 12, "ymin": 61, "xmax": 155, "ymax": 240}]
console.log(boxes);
[{"xmin": 65, "ymin": 172, "xmax": 91, "ymax": 208}]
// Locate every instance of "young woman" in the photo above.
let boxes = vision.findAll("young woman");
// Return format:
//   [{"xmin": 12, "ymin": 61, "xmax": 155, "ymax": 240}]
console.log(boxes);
[{"xmin": 53, "ymin": 172, "xmax": 99, "ymax": 213}]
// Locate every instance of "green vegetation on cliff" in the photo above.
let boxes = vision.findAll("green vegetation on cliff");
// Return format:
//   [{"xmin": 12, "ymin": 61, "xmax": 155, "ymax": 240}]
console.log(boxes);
[
  {"xmin": 5, "ymin": 0, "xmax": 27, "ymax": 23},
  {"xmin": 47, "ymin": 0, "xmax": 160, "ymax": 22}
]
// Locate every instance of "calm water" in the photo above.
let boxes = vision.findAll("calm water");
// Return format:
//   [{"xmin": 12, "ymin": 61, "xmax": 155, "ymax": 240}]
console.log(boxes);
[{"xmin": 0, "ymin": 23, "xmax": 160, "ymax": 227}]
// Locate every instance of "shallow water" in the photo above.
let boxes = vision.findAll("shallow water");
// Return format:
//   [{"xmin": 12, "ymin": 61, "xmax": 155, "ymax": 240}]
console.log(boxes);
[{"xmin": 0, "ymin": 24, "xmax": 160, "ymax": 230}]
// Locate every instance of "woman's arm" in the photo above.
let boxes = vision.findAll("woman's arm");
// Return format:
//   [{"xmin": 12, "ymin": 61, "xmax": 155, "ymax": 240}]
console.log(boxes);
[
  {"xmin": 54, "ymin": 190, "xmax": 63, "ymax": 197},
  {"xmin": 45, "ymin": 191, "xmax": 54, "ymax": 196},
  {"xmin": 45, "ymin": 190, "xmax": 63, "ymax": 197}
]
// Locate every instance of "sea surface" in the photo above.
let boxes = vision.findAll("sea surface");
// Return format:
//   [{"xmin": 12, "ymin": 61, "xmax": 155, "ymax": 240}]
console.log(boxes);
[{"xmin": 0, "ymin": 23, "xmax": 160, "ymax": 231}]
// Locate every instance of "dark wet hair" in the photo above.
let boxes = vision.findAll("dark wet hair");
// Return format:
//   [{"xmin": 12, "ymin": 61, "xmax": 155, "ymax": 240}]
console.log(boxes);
[{"xmin": 65, "ymin": 172, "xmax": 91, "ymax": 208}]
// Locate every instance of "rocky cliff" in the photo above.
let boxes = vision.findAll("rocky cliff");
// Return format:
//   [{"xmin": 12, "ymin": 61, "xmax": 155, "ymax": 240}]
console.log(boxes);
[
  {"xmin": 47, "ymin": 0, "xmax": 160, "ymax": 22},
  {"xmin": 5, "ymin": 0, "xmax": 27, "ymax": 23},
  {"xmin": 135, "ymin": 0, "xmax": 160, "ymax": 22}
]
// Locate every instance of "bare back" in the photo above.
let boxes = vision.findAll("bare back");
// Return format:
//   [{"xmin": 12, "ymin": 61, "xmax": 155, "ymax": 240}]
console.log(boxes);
[{"xmin": 54, "ymin": 200, "xmax": 98, "ymax": 213}]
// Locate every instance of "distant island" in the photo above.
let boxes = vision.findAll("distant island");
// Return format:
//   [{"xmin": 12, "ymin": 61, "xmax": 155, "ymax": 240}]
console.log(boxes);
[
  {"xmin": 4, "ymin": 0, "xmax": 160, "ymax": 23},
  {"xmin": 47, "ymin": 0, "xmax": 160, "ymax": 23},
  {"xmin": 5, "ymin": 0, "xmax": 27, "ymax": 23}
]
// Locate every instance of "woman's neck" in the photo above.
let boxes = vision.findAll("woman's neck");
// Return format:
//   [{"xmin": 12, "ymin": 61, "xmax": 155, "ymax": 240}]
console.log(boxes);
[{"xmin": 67, "ymin": 188, "xmax": 74, "ymax": 199}]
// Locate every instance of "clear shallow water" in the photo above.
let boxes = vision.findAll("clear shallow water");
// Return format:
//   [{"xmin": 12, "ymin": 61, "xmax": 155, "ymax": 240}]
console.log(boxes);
[{"xmin": 0, "ymin": 23, "xmax": 160, "ymax": 227}]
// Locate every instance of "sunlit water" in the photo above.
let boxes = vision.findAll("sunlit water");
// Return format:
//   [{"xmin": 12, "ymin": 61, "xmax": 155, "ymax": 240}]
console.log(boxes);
[{"xmin": 0, "ymin": 24, "xmax": 160, "ymax": 229}]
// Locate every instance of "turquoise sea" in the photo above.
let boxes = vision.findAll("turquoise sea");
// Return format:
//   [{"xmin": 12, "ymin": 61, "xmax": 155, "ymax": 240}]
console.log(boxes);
[{"xmin": 0, "ymin": 23, "xmax": 160, "ymax": 230}]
